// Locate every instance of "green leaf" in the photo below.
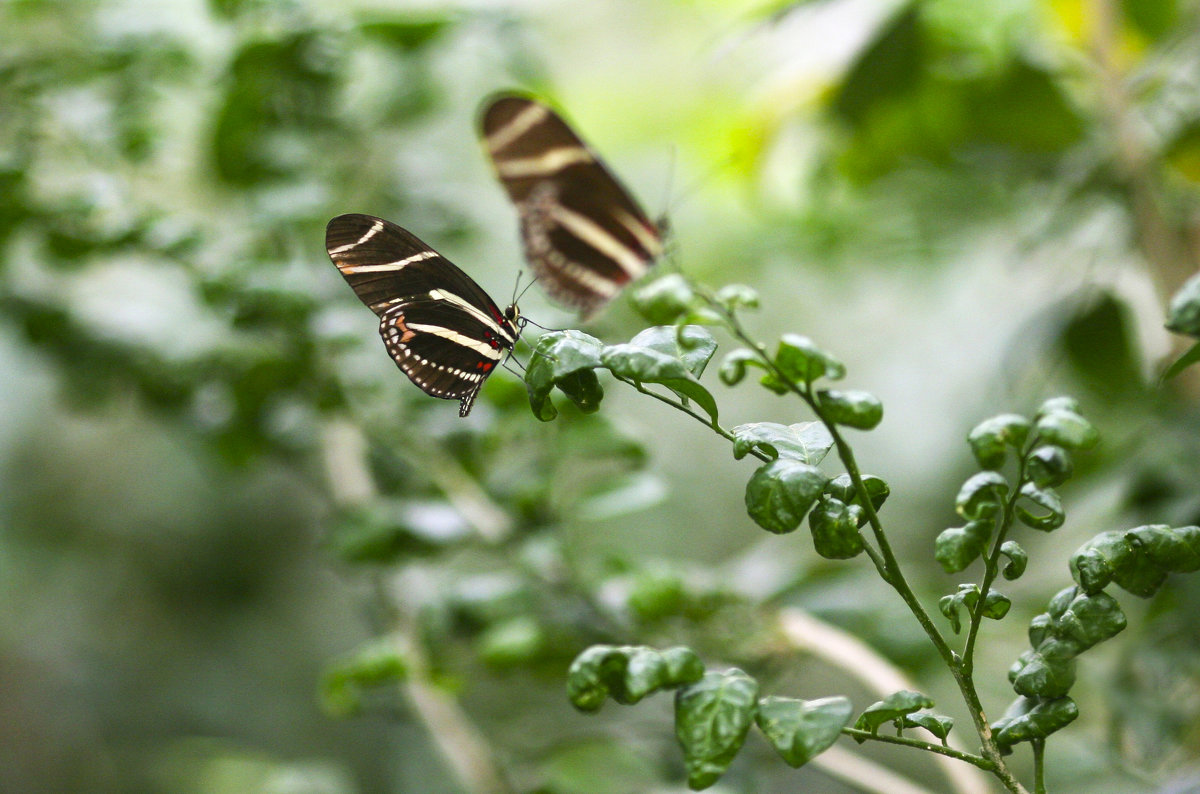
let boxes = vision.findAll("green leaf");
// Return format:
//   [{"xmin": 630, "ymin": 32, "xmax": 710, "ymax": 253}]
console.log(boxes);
[
  {"xmin": 808, "ymin": 496, "xmax": 865, "ymax": 559},
  {"xmin": 1165, "ymin": 272, "xmax": 1200, "ymax": 336},
  {"xmin": 525, "ymin": 330, "xmax": 606, "ymax": 421},
  {"xmin": 938, "ymin": 584, "xmax": 980, "ymax": 634},
  {"xmin": 1070, "ymin": 525, "xmax": 1200, "ymax": 597},
  {"xmin": 816, "ymin": 389, "xmax": 883, "ymax": 430},
  {"xmin": 1034, "ymin": 407, "xmax": 1098, "ymax": 451},
  {"xmin": 730, "ymin": 421, "xmax": 833, "ymax": 463},
  {"xmin": 320, "ymin": 638, "xmax": 408, "ymax": 717},
  {"xmin": 1009, "ymin": 649, "xmax": 1076, "ymax": 699},
  {"xmin": 999, "ymin": 541, "xmax": 1027, "ymax": 580},
  {"xmin": 477, "ymin": 616, "xmax": 544, "ymax": 668},
  {"xmin": 900, "ymin": 711, "xmax": 954, "ymax": 743},
  {"xmin": 713, "ymin": 283, "xmax": 760, "ymax": 312},
  {"xmin": 824, "ymin": 473, "xmax": 890, "ymax": 513},
  {"xmin": 746, "ymin": 459, "xmax": 828, "ymax": 534},
  {"xmin": 770, "ymin": 334, "xmax": 845, "ymax": 386},
  {"xmin": 992, "ymin": 696, "xmax": 1078, "ymax": 753},
  {"xmin": 631, "ymin": 274, "xmax": 696, "ymax": 324},
  {"xmin": 718, "ymin": 348, "xmax": 763, "ymax": 386},
  {"xmin": 602, "ymin": 338, "xmax": 719, "ymax": 424},
  {"xmin": 1036, "ymin": 586, "xmax": 1126, "ymax": 654},
  {"xmin": 1015, "ymin": 482, "xmax": 1064, "ymax": 531},
  {"xmin": 675, "ymin": 669, "xmax": 760, "ymax": 790},
  {"xmin": 967, "ymin": 413, "xmax": 1030, "ymax": 470},
  {"xmin": 1026, "ymin": 445, "xmax": 1072, "ymax": 488},
  {"xmin": 982, "ymin": 590, "xmax": 1011, "ymax": 620},
  {"xmin": 567, "ymin": 645, "xmax": 705, "ymax": 713},
  {"xmin": 755, "ymin": 695, "xmax": 852, "ymax": 768},
  {"xmin": 1161, "ymin": 342, "xmax": 1200, "ymax": 382},
  {"xmin": 934, "ymin": 520, "xmax": 991, "ymax": 573},
  {"xmin": 627, "ymin": 325, "xmax": 717, "ymax": 379},
  {"xmin": 955, "ymin": 471, "xmax": 1009, "ymax": 521},
  {"xmin": 852, "ymin": 690, "xmax": 935, "ymax": 736}
]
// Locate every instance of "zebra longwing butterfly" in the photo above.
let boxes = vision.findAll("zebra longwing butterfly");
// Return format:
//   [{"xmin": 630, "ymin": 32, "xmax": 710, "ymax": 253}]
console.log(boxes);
[
  {"xmin": 481, "ymin": 94, "xmax": 663, "ymax": 319},
  {"xmin": 326, "ymin": 213, "xmax": 521, "ymax": 417}
]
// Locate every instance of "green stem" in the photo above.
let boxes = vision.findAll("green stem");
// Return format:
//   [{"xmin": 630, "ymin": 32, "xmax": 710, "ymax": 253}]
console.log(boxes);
[
  {"xmin": 612, "ymin": 374, "xmax": 773, "ymax": 463},
  {"xmin": 840, "ymin": 728, "xmax": 995, "ymax": 770},
  {"xmin": 961, "ymin": 447, "xmax": 1031, "ymax": 676},
  {"xmin": 1032, "ymin": 739, "xmax": 1046, "ymax": 794},
  {"xmin": 695, "ymin": 287, "xmax": 1029, "ymax": 794}
]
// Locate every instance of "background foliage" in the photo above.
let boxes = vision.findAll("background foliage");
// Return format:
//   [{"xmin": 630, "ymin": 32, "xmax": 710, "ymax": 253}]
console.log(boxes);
[{"xmin": 3, "ymin": 0, "xmax": 1200, "ymax": 792}]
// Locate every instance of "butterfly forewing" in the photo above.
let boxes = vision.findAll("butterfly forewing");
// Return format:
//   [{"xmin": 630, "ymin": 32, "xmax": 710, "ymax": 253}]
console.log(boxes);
[
  {"xmin": 326, "ymin": 214, "xmax": 518, "ymax": 416},
  {"xmin": 481, "ymin": 95, "xmax": 662, "ymax": 319}
]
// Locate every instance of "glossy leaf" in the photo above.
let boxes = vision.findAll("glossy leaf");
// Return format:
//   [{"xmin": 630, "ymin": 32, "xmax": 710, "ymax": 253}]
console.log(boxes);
[
  {"xmin": 853, "ymin": 690, "xmax": 935, "ymax": 736},
  {"xmin": 825, "ymin": 473, "xmax": 890, "ymax": 513},
  {"xmin": 934, "ymin": 520, "xmax": 991, "ymax": 573},
  {"xmin": 808, "ymin": 496, "xmax": 865, "ymax": 559},
  {"xmin": 1009, "ymin": 648, "xmax": 1076, "ymax": 699},
  {"xmin": 525, "ymin": 330, "xmax": 606, "ymax": 421},
  {"xmin": 816, "ymin": 389, "xmax": 883, "ymax": 430},
  {"xmin": 955, "ymin": 471, "xmax": 1009, "ymax": 521},
  {"xmin": 900, "ymin": 711, "xmax": 954, "ymax": 743},
  {"xmin": 1015, "ymin": 482, "xmax": 1064, "ymax": 531},
  {"xmin": 675, "ymin": 669, "xmax": 760, "ymax": 789},
  {"xmin": 999, "ymin": 541, "xmax": 1027, "ymax": 579},
  {"xmin": 1071, "ymin": 525, "xmax": 1200, "ymax": 597},
  {"xmin": 746, "ymin": 459, "xmax": 828, "ymax": 534},
  {"xmin": 1026, "ymin": 445, "xmax": 1072, "ymax": 488},
  {"xmin": 992, "ymin": 696, "xmax": 1078, "ymax": 753},
  {"xmin": 719, "ymin": 348, "xmax": 763, "ymax": 386},
  {"xmin": 628, "ymin": 325, "xmax": 717, "ymax": 379},
  {"xmin": 967, "ymin": 413, "xmax": 1030, "ymax": 470},
  {"xmin": 730, "ymin": 421, "xmax": 833, "ymax": 463},
  {"xmin": 1034, "ymin": 407, "xmax": 1098, "ymax": 451},
  {"xmin": 567, "ymin": 645, "xmax": 706, "ymax": 713},
  {"xmin": 602, "ymin": 341, "xmax": 719, "ymax": 424},
  {"xmin": 769, "ymin": 334, "xmax": 845, "ymax": 386},
  {"xmin": 713, "ymin": 283, "xmax": 760, "ymax": 312},
  {"xmin": 939, "ymin": 584, "xmax": 980, "ymax": 634},
  {"xmin": 755, "ymin": 695, "xmax": 852, "ymax": 768}
]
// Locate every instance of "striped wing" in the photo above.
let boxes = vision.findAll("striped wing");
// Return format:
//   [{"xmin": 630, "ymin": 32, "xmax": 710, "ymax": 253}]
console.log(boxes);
[
  {"xmin": 481, "ymin": 94, "xmax": 663, "ymax": 319},
  {"xmin": 326, "ymin": 214, "xmax": 518, "ymax": 416}
]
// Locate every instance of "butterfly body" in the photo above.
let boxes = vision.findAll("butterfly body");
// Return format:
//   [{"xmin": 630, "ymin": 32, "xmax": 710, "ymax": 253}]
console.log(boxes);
[
  {"xmin": 326, "ymin": 213, "xmax": 520, "ymax": 416},
  {"xmin": 481, "ymin": 95, "xmax": 662, "ymax": 319}
]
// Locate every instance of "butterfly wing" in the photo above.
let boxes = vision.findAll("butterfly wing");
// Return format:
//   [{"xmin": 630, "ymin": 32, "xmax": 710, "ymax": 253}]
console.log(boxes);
[
  {"xmin": 481, "ymin": 95, "xmax": 662, "ymax": 319},
  {"xmin": 326, "ymin": 214, "xmax": 518, "ymax": 416}
]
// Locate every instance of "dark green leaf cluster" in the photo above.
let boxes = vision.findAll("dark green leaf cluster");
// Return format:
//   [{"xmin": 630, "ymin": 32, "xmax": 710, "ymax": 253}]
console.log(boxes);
[
  {"xmin": 1071, "ymin": 524, "xmax": 1200, "ymax": 597},
  {"xmin": 939, "ymin": 584, "xmax": 1010, "ymax": 634},
  {"xmin": 567, "ymin": 646, "xmax": 853, "ymax": 790}
]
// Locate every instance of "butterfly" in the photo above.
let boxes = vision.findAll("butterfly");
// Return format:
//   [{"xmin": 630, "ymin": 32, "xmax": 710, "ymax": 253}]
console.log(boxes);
[
  {"xmin": 480, "ymin": 94, "xmax": 663, "ymax": 319},
  {"xmin": 325, "ymin": 213, "xmax": 522, "ymax": 417}
]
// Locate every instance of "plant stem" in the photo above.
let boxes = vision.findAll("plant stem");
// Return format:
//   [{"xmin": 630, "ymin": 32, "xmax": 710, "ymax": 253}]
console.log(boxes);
[
  {"xmin": 1032, "ymin": 739, "xmax": 1046, "ymax": 794},
  {"xmin": 611, "ymin": 374, "xmax": 773, "ymax": 462},
  {"xmin": 841, "ymin": 728, "xmax": 995, "ymax": 769}
]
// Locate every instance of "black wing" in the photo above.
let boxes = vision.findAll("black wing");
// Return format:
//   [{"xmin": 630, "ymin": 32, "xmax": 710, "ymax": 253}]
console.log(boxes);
[
  {"xmin": 480, "ymin": 94, "xmax": 662, "ymax": 319},
  {"xmin": 326, "ymin": 214, "xmax": 518, "ymax": 416}
]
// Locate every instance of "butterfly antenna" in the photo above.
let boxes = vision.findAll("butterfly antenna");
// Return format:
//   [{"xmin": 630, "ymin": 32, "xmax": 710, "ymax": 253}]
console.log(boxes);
[{"xmin": 522, "ymin": 316, "xmax": 568, "ymax": 333}]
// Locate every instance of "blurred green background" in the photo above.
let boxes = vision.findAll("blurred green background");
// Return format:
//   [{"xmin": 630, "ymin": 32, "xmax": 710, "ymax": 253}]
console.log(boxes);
[{"xmin": 3, "ymin": 0, "xmax": 1200, "ymax": 792}]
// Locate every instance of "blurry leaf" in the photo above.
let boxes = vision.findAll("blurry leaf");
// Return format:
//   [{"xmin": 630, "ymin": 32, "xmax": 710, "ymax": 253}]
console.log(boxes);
[
  {"xmin": 1123, "ymin": 0, "xmax": 1177, "ymax": 40},
  {"xmin": 674, "ymin": 669, "xmax": 759, "ymax": 789},
  {"xmin": 730, "ymin": 421, "xmax": 833, "ymax": 463},
  {"xmin": 567, "ymin": 645, "xmax": 704, "ymax": 712},
  {"xmin": 1060, "ymin": 293, "xmax": 1142, "ymax": 397},
  {"xmin": 745, "ymin": 458, "xmax": 827, "ymax": 534},
  {"xmin": 542, "ymin": 740, "xmax": 659, "ymax": 794},
  {"xmin": 831, "ymin": 4, "xmax": 923, "ymax": 127},
  {"xmin": 320, "ymin": 638, "xmax": 407, "ymax": 717},
  {"xmin": 631, "ymin": 274, "xmax": 696, "ymax": 323},
  {"xmin": 576, "ymin": 471, "xmax": 667, "ymax": 521},
  {"xmin": 330, "ymin": 502, "xmax": 472, "ymax": 563},
  {"xmin": 357, "ymin": 15, "xmax": 453, "ymax": 51},
  {"xmin": 1027, "ymin": 445, "xmax": 1072, "ymax": 488},
  {"xmin": 627, "ymin": 567, "xmax": 686, "ymax": 622},
  {"xmin": 852, "ymin": 690, "xmax": 935, "ymax": 735},
  {"xmin": 719, "ymin": 348, "xmax": 764, "ymax": 386},
  {"xmin": 1161, "ymin": 342, "xmax": 1200, "ymax": 382},
  {"xmin": 1034, "ymin": 404, "xmax": 1098, "ymax": 451},
  {"xmin": 755, "ymin": 695, "xmax": 852, "ymax": 767},
  {"xmin": 477, "ymin": 616, "xmax": 545, "ymax": 668},
  {"xmin": 1166, "ymin": 272, "xmax": 1200, "ymax": 339},
  {"xmin": 713, "ymin": 283, "xmax": 759, "ymax": 312}
]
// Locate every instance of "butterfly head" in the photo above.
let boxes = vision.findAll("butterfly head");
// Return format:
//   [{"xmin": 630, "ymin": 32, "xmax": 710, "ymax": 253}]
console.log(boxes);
[{"xmin": 504, "ymin": 303, "xmax": 524, "ymax": 330}]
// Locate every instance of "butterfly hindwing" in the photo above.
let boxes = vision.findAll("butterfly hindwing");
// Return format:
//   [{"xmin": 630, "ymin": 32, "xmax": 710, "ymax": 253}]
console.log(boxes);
[
  {"xmin": 326, "ymin": 214, "xmax": 518, "ymax": 416},
  {"xmin": 481, "ymin": 95, "xmax": 662, "ymax": 319}
]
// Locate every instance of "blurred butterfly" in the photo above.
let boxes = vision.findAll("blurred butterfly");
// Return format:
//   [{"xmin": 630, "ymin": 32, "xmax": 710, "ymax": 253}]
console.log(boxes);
[
  {"xmin": 326, "ymin": 213, "xmax": 522, "ymax": 416},
  {"xmin": 481, "ymin": 94, "xmax": 663, "ymax": 319}
]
